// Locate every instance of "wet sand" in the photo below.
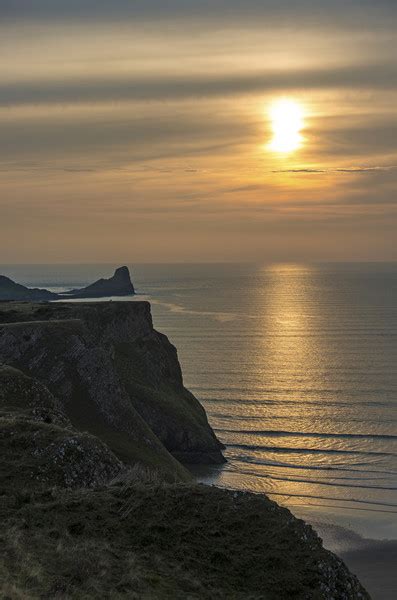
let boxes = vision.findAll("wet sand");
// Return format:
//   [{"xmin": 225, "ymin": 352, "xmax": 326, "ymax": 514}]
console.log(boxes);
[
  {"xmin": 340, "ymin": 541, "xmax": 397, "ymax": 600},
  {"xmin": 309, "ymin": 521, "xmax": 397, "ymax": 600}
]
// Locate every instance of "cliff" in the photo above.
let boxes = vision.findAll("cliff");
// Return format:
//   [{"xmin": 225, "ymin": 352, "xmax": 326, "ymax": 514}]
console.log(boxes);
[
  {"xmin": 0, "ymin": 303, "xmax": 369, "ymax": 599},
  {"xmin": 0, "ymin": 480, "xmax": 369, "ymax": 599},
  {"xmin": 0, "ymin": 266, "xmax": 135, "ymax": 301},
  {"xmin": 63, "ymin": 265, "xmax": 135, "ymax": 298},
  {"xmin": 0, "ymin": 301, "xmax": 225, "ymax": 479},
  {"xmin": 0, "ymin": 275, "xmax": 58, "ymax": 301},
  {"xmin": 0, "ymin": 365, "xmax": 124, "ymax": 489}
]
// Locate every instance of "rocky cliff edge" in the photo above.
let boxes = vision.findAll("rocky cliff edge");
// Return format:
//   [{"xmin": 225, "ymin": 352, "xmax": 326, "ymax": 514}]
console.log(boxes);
[{"xmin": 0, "ymin": 301, "xmax": 225, "ymax": 482}]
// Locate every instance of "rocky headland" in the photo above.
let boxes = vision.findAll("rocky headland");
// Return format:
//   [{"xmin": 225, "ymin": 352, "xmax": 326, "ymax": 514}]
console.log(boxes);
[
  {"xmin": 0, "ymin": 301, "xmax": 370, "ymax": 599},
  {"xmin": 0, "ymin": 266, "xmax": 135, "ymax": 301},
  {"xmin": 0, "ymin": 301, "xmax": 224, "ymax": 474},
  {"xmin": 62, "ymin": 265, "xmax": 135, "ymax": 299},
  {"xmin": 0, "ymin": 275, "xmax": 58, "ymax": 302}
]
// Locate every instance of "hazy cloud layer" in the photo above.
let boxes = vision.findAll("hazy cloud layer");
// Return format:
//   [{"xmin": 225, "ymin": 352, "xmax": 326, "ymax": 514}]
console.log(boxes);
[
  {"xmin": 2, "ymin": 63, "xmax": 397, "ymax": 107},
  {"xmin": 1, "ymin": 1, "xmax": 396, "ymax": 26},
  {"xmin": 0, "ymin": 1, "xmax": 396, "ymax": 262}
]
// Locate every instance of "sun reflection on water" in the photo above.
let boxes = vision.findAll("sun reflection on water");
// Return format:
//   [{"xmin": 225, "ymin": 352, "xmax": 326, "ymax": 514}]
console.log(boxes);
[{"xmin": 227, "ymin": 263, "xmax": 332, "ymax": 508}]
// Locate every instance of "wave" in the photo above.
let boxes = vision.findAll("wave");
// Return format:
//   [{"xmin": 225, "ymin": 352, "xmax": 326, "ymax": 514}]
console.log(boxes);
[
  {"xmin": 149, "ymin": 298, "xmax": 244, "ymax": 322},
  {"xmin": 201, "ymin": 396, "xmax": 395, "ymax": 408},
  {"xmin": 260, "ymin": 491, "xmax": 397, "ymax": 510},
  {"xmin": 228, "ymin": 457, "xmax": 397, "ymax": 476},
  {"xmin": 216, "ymin": 428, "xmax": 397, "ymax": 441},
  {"xmin": 228, "ymin": 468, "xmax": 397, "ymax": 491},
  {"xmin": 227, "ymin": 443, "xmax": 395, "ymax": 457},
  {"xmin": 208, "ymin": 484, "xmax": 397, "ymax": 511},
  {"xmin": 208, "ymin": 413, "xmax": 397, "ymax": 424}
]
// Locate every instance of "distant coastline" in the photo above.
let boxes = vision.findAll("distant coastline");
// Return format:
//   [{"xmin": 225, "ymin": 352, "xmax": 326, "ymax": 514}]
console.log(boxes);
[{"xmin": 0, "ymin": 266, "xmax": 135, "ymax": 302}]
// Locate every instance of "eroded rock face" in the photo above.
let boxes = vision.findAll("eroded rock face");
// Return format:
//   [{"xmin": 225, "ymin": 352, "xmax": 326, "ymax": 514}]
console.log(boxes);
[
  {"xmin": 1, "ymin": 419, "xmax": 123, "ymax": 490},
  {"xmin": 0, "ymin": 366, "xmax": 123, "ymax": 490},
  {"xmin": 0, "ymin": 310, "xmax": 370, "ymax": 599},
  {"xmin": 0, "ymin": 302, "xmax": 224, "ymax": 477},
  {"xmin": 0, "ymin": 365, "xmax": 69, "ymax": 426}
]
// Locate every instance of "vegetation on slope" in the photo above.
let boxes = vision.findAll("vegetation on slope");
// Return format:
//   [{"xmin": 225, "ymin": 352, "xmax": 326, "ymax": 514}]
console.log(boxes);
[
  {"xmin": 0, "ymin": 304, "xmax": 370, "ymax": 599},
  {"xmin": 0, "ymin": 301, "xmax": 224, "ymax": 472},
  {"xmin": 0, "ymin": 482, "xmax": 369, "ymax": 600}
]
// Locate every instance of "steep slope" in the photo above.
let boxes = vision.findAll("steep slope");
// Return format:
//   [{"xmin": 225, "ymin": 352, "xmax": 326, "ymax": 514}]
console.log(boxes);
[
  {"xmin": 0, "ymin": 309, "xmax": 370, "ymax": 599},
  {"xmin": 0, "ymin": 364, "xmax": 69, "ymax": 426},
  {"xmin": 0, "ymin": 366, "xmax": 123, "ymax": 490},
  {"xmin": 0, "ymin": 301, "xmax": 224, "ymax": 476},
  {"xmin": 1, "ymin": 419, "xmax": 124, "ymax": 491},
  {"xmin": 0, "ymin": 483, "xmax": 370, "ymax": 599}
]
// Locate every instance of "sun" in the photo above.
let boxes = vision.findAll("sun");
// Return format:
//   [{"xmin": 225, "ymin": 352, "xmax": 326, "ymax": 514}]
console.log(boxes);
[{"xmin": 268, "ymin": 99, "xmax": 305, "ymax": 153}]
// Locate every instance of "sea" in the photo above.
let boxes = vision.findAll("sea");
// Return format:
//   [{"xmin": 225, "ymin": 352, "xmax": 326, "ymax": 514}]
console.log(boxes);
[{"xmin": 1, "ymin": 262, "xmax": 396, "ymax": 555}]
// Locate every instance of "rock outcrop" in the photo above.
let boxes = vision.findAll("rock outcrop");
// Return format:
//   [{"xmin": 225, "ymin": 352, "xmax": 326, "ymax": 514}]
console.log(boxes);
[
  {"xmin": 0, "ymin": 366, "xmax": 123, "ymax": 490},
  {"xmin": 0, "ymin": 266, "xmax": 135, "ymax": 302},
  {"xmin": 0, "ymin": 364, "xmax": 69, "ymax": 426},
  {"xmin": 0, "ymin": 275, "xmax": 57, "ymax": 301},
  {"xmin": 0, "ymin": 305, "xmax": 370, "ymax": 599},
  {"xmin": 63, "ymin": 266, "xmax": 135, "ymax": 298},
  {"xmin": 1, "ymin": 419, "xmax": 123, "ymax": 490},
  {"xmin": 0, "ymin": 301, "xmax": 224, "ymax": 480}
]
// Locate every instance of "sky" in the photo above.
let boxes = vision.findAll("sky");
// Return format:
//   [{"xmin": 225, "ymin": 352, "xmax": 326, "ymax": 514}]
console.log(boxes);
[{"xmin": 1, "ymin": 1, "xmax": 396, "ymax": 263}]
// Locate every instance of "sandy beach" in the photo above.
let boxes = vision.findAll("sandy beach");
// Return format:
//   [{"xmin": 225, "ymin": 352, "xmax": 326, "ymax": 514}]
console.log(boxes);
[
  {"xmin": 341, "ymin": 541, "xmax": 397, "ymax": 600},
  {"xmin": 309, "ymin": 521, "xmax": 396, "ymax": 600}
]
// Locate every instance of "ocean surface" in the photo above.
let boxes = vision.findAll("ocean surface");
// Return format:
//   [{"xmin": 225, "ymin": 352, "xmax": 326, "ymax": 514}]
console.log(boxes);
[{"xmin": 2, "ymin": 262, "xmax": 396, "ymax": 548}]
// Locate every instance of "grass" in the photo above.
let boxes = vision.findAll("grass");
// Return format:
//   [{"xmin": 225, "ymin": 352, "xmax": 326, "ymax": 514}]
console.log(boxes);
[
  {"xmin": 0, "ymin": 418, "xmax": 124, "ymax": 491},
  {"xmin": 0, "ymin": 483, "xmax": 370, "ymax": 600},
  {"xmin": 0, "ymin": 303, "xmax": 369, "ymax": 598},
  {"xmin": 0, "ymin": 309, "xmax": 193, "ymax": 482}
]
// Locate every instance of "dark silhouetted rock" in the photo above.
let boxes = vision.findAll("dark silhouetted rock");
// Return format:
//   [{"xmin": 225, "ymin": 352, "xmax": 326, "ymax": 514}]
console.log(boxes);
[
  {"xmin": 64, "ymin": 266, "xmax": 135, "ymax": 298},
  {"xmin": 0, "ymin": 301, "xmax": 224, "ymax": 478},
  {"xmin": 0, "ymin": 275, "xmax": 57, "ymax": 302},
  {"xmin": 0, "ymin": 266, "xmax": 135, "ymax": 302}
]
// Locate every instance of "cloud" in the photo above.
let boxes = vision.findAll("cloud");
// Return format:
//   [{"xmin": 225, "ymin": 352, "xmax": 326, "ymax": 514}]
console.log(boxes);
[
  {"xmin": 0, "ymin": 108, "xmax": 252, "ymax": 167},
  {"xmin": 272, "ymin": 166, "xmax": 397, "ymax": 174},
  {"xmin": 1, "ymin": 1, "xmax": 396, "ymax": 262},
  {"xmin": 1, "ymin": 1, "xmax": 395, "ymax": 28},
  {"xmin": 1, "ymin": 63, "xmax": 397, "ymax": 108}
]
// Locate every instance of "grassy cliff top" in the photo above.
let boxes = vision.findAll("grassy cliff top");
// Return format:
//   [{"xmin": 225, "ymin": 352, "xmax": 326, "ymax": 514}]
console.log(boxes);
[{"xmin": 1, "ymin": 482, "xmax": 369, "ymax": 600}]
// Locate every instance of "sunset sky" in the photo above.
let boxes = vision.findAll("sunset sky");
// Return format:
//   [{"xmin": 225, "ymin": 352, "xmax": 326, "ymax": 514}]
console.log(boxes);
[{"xmin": 1, "ymin": 1, "xmax": 396, "ymax": 263}]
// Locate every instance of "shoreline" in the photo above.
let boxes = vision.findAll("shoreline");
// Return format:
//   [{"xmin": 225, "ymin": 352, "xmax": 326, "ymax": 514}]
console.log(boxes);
[
  {"xmin": 339, "ymin": 542, "xmax": 397, "ymax": 600},
  {"xmin": 191, "ymin": 466, "xmax": 396, "ymax": 600},
  {"xmin": 303, "ymin": 519, "xmax": 397, "ymax": 599}
]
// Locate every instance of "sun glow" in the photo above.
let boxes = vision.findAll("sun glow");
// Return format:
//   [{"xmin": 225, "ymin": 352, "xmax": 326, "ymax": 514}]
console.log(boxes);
[{"xmin": 269, "ymin": 99, "xmax": 305, "ymax": 153}]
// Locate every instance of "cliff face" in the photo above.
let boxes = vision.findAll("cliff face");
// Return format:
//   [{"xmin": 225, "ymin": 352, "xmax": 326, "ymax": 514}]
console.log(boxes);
[
  {"xmin": 0, "ymin": 365, "xmax": 123, "ymax": 490},
  {"xmin": 0, "ymin": 301, "xmax": 224, "ymax": 480},
  {"xmin": 0, "ymin": 364, "xmax": 69, "ymax": 427},
  {"xmin": 0, "ymin": 304, "xmax": 370, "ymax": 599}
]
